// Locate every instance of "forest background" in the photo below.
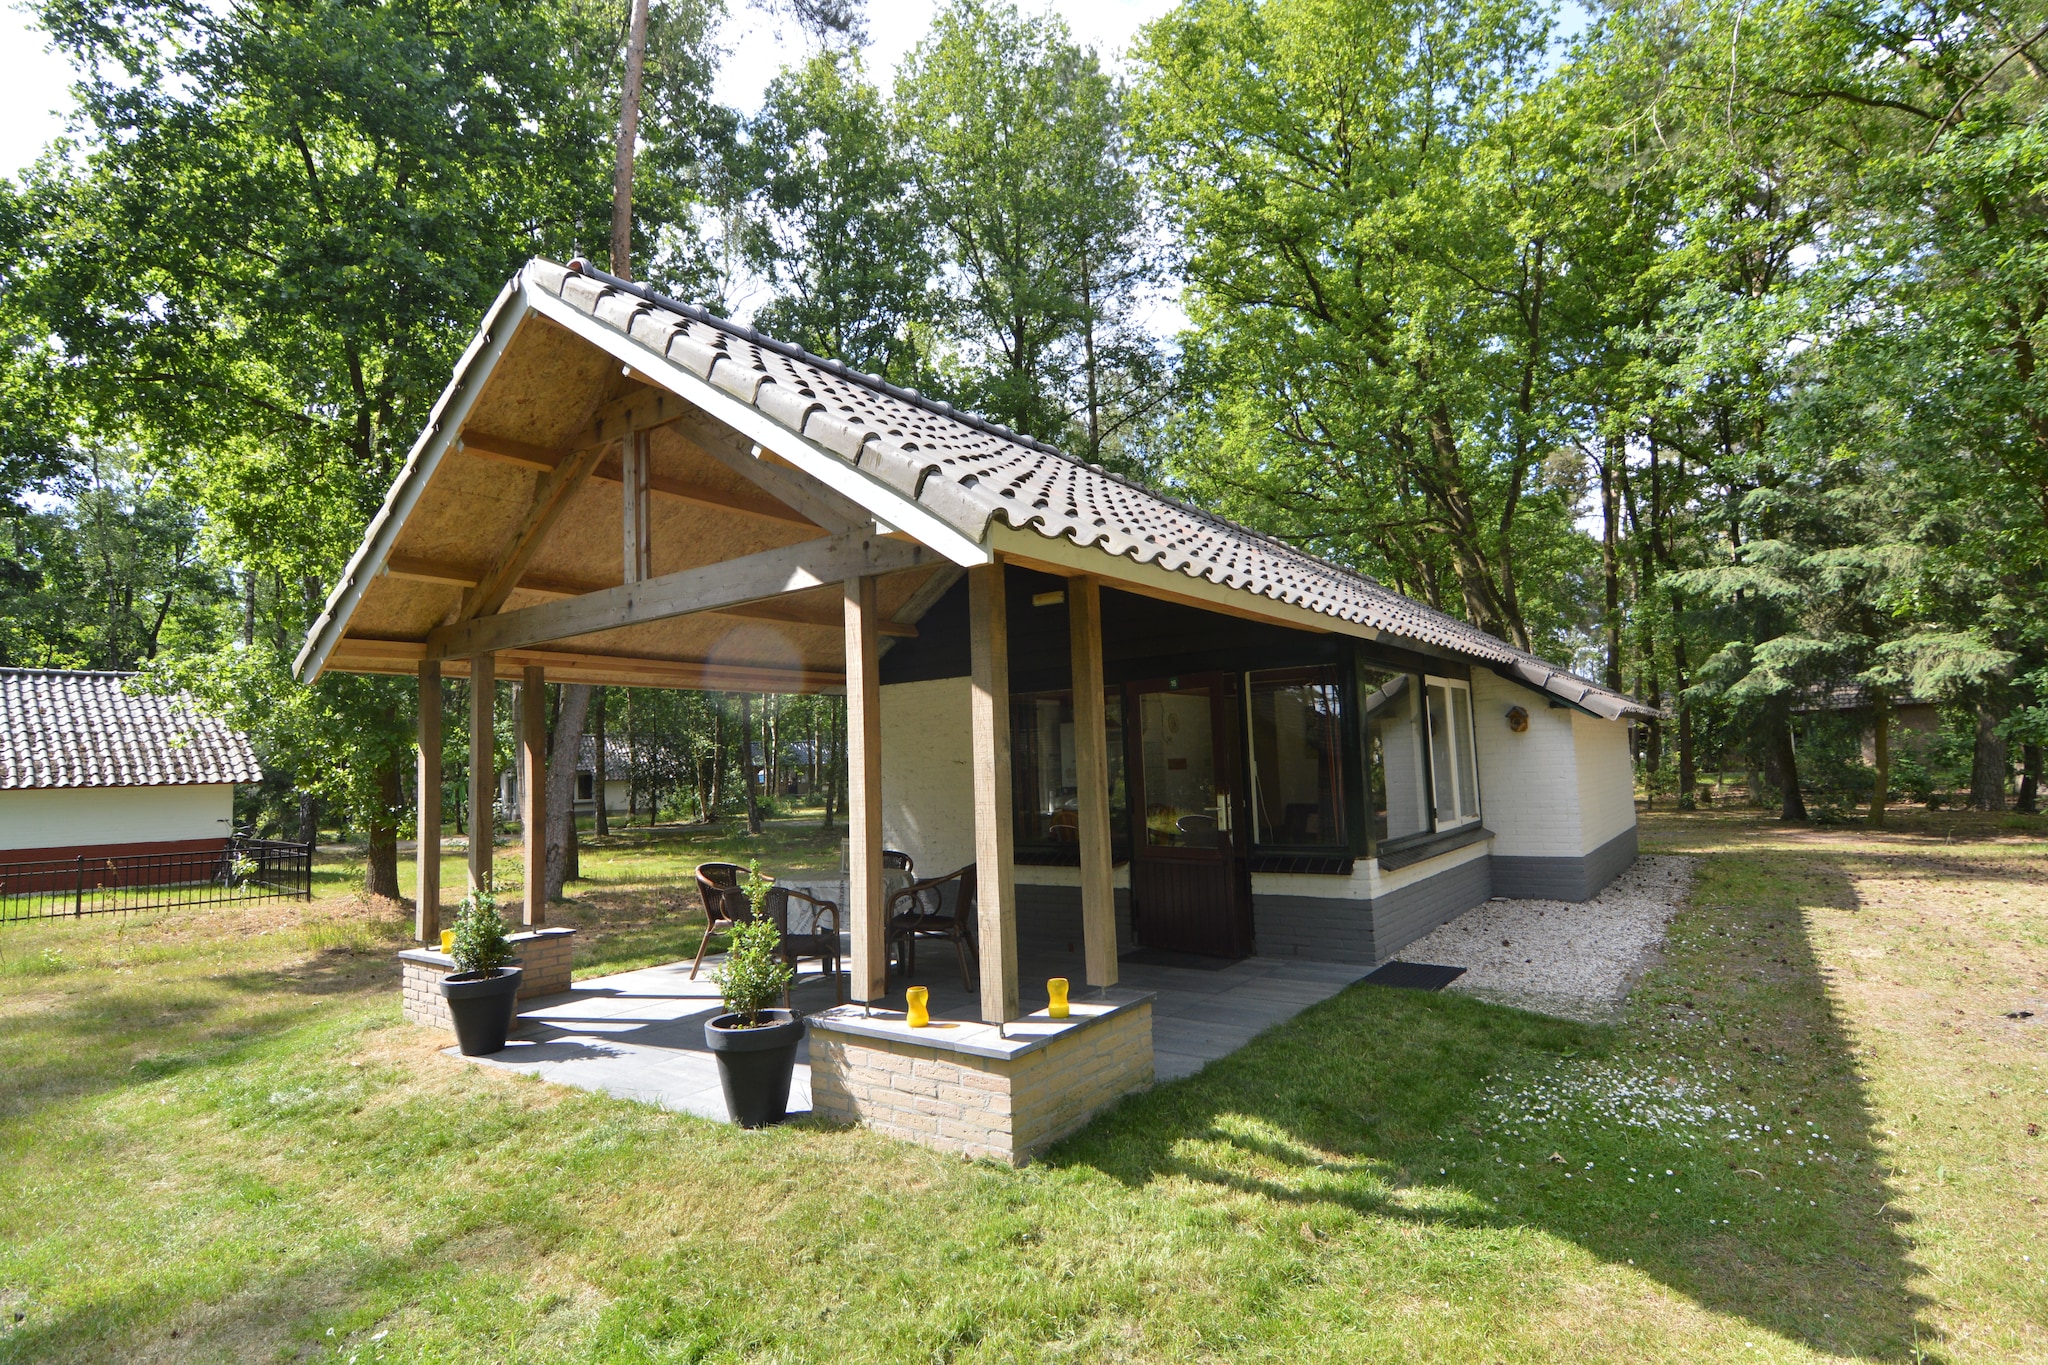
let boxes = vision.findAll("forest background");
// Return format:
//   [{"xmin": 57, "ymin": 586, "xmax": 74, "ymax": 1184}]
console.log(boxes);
[{"xmin": 3, "ymin": 0, "xmax": 2044, "ymax": 897}]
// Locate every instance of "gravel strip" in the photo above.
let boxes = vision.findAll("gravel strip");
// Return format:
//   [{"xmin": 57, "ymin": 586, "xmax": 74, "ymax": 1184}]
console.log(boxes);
[{"xmin": 1396, "ymin": 856, "xmax": 1696, "ymax": 1023}]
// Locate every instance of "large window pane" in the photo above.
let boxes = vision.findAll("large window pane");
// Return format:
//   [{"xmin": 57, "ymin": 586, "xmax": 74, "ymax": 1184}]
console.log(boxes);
[
  {"xmin": 1011, "ymin": 690, "xmax": 1127, "ymax": 856},
  {"xmin": 1248, "ymin": 666, "xmax": 1344, "ymax": 848},
  {"xmin": 1363, "ymin": 670, "xmax": 1429, "ymax": 843}
]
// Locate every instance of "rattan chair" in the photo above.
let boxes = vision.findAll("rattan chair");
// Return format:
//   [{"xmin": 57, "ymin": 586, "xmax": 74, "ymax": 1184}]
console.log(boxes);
[
  {"xmin": 691, "ymin": 861, "xmax": 751, "ymax": 979},
  {"xmin": 885, "ymin": 863, "xmax": 979, "ymax": 992}
]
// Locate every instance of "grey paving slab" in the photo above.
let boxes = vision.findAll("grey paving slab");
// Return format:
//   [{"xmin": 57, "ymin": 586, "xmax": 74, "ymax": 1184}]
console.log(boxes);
[{"xmin": 445, "ymin": 943, "xmax": 1370, "ymax": 1127}]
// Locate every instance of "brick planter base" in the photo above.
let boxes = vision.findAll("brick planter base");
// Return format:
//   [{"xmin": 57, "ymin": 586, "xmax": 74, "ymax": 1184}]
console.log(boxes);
[
  {"xmin": 399, "ymin": 927, "xmax": 575, "ymax": 1032},
  {"xmin": 808, "ymin": 991, "xmax": 1152, "ymax": 1165}
]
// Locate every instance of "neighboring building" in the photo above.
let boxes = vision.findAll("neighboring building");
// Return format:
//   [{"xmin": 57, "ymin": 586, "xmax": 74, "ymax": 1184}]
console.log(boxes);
[
  {"xmin": 0, "ymin": 669, "xmax": 262, "ymax": 865},
  {"xmin": 1798, "ymin": 684, "xmax": 1943, "ymax": 766},
  {"xmin": 294, "ymin": 256, "xmax": 1653, "ymax": 969}
]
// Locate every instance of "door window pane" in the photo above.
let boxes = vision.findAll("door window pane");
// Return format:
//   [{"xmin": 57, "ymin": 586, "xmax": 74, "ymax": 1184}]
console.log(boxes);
[
  {"xmin": 1248, "ymin": 666, "xmax": 1344, "ymax": 848},
  {"xmin": 1138, "ymin": 686, "xmax": 1220, "ymax": 848},
  {"xmin": 1362, "ymin": 670, "xmax": 1429, "ymax": 842},
  {"xmin": 1011, "ymin": 690, "xmax": 1127, "ymax": 856}
]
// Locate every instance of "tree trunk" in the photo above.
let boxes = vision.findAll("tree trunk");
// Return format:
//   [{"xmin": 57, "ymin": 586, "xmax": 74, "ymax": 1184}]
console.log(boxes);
[
  {"xmin": 2019, "ymin": 742, "xmax": 2041, "ymax": 814},
  {"xmin": 822, "ymin": 696, "xmax": 842, "ymax": 829},
  {"xmin": 611, "ymin": 0, "xmax": 650, "ymax": 280},
  {"xmin": 1776, "ymin": 712, "xmax": 1808, "ymax": 823},
  {"xmin": 1600, "ymin": 432, "xmax": 1623, "ymax": 693},
  {"xmin": 592, "ymin": 687, "xmax": 610, "ymax": 837},
  {"xmin": 1869, "ymin": 687, "xmax": 1890, "ymax": 830},
  {"xmin": 543, "ymin": 684, "xmax": 593, "ymax": 901},
  {"xmin": 1674, "ymin": 635, "xmax": 1695, "ymax": 811},
  {"xmin": 742, "ymin": 694, "xmax": 763, "ymax": 835},
  {"xmin": 298, "ymin": 791, "xmax": 321, "ymax": 846},
  {"xmin": 1971, "ymin": 701, "xmax": 2009, "ymax": 811},
  {"xmin": 364, "ymin": 761, "xmax": 403, "ymax": 899},
  {"xmin": 708, "ymin": 698, "xmax": 725, "ymax": 819}
]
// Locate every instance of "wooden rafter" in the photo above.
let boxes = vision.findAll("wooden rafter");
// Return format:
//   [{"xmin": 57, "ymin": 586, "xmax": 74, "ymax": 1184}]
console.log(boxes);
[
  {"xmin": 457, "ymin": 441, "xmax": 610, "ymax": 623},
  {"xmin": 330, "ymin": 636, "xmax": 848, "ymax": 692},
  {"xmin": 459, "ymin": 432, "xmax": 815, "ymax": 526},
  {"xmin": 383, "ymin": 553, "xmax": 913, "ymax": 634}
]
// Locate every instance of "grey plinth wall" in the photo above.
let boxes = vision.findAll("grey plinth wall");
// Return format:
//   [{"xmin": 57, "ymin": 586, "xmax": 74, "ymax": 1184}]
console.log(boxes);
[{"xmin": 1491, "ymin": 827, "xmax": 1639, "ymax": 902}]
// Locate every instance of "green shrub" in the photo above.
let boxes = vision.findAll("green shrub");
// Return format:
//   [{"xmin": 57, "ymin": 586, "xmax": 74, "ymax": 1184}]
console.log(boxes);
[
  {"xmin": 713, "ymin": 860, "xmax": 791, "ymax": 1027},
  {"xmin": 450, "ymin": 882, "xmax": 514, "ymax": 978}
]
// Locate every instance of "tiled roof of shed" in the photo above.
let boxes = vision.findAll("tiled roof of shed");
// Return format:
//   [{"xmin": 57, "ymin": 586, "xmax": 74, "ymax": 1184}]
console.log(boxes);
[
  {"xmin": 0, "ymin": 670, "xmax": 263, "ymax": 790},
  {"xmin": 529, "ymin": 259, "xmax": 1652, "ymax": 721}
]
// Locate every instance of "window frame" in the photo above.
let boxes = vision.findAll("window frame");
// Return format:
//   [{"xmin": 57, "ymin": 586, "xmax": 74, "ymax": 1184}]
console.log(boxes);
[{"xmin": 1422, "ymin": 674, "xmax": 1482, "ymax": 829}]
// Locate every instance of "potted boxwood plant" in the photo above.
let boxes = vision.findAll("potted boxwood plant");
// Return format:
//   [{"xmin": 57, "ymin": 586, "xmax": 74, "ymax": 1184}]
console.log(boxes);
[
  {"xmin": 439, "ymin": 884, "xmax": 523, "ymax": 1056},
  {"xmin": 705, "ymin": 862, "xmax": 803, "ymax": 1127}
]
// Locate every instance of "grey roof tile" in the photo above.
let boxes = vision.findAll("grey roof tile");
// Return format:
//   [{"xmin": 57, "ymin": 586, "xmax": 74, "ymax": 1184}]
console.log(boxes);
[
  {"xmin": 523, "ymin": 259, "xmax": 1651, "ymax": 721},
  {"xmin": 1, "ymin": 670, "xmax": 263, "ymax": 790}
]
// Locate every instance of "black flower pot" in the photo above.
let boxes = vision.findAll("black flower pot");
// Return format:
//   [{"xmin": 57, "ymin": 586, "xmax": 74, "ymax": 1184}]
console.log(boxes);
[
  {"xmin": 440, "ymin": 967, "xmax": 524, "ymax": 1056},
  {"xmin": 705, "ymin": 1009, "xmax": 804, "ymax": 1128}
]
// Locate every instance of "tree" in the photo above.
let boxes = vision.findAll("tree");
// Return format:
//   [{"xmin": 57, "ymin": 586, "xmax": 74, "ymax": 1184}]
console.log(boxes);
[
  {"xmin": 21, "ymin": 0, "xmax": 723, "ymax": 894},
  {"xmin": 743, "ymin": 51, "xmax": 940, "ymax": 384},
  {"xmin": 898, "ymin": 0, "xmax": 1163, "ymax": 453}
]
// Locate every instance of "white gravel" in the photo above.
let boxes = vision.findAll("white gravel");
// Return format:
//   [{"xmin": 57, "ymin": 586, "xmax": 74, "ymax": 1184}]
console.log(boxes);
[{"xmin": 1398, "ymin": 856, "xmax": 1696, "ymax": 1023}]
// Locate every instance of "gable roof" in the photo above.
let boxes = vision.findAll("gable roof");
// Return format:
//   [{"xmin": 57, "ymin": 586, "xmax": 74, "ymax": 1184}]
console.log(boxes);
[
  {"xmin": 297, "ymin": 258, "xmax": 1650, "ymax": 722},
  {"xmin": 0, "ymin": 670, "xmax": 263, "ymax": 790}
]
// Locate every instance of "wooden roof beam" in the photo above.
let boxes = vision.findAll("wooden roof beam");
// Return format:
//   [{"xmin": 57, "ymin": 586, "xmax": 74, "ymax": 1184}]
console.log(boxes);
[
  {"xmin": 383, "ymin": 553, "xmax": 911, "ymax": 634},
  {"xmin": 424, "ymin": 531, "xmax": 934, "ymax": 660}
]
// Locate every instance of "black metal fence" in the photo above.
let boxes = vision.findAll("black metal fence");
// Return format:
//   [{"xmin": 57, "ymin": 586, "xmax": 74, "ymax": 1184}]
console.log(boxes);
[{"xmin": 0, "ymin": 835, "xmax": 315, "ymax": 924}]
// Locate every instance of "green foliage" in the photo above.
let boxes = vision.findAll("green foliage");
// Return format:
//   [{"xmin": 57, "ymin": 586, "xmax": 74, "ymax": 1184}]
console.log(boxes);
[
  {"xmin": 449, "ymin": 882, "xmax": 514, "ymax": 979},
  {"xmin": 711, "ymin": 860, "xmax": 792, "ymax": 1026}
]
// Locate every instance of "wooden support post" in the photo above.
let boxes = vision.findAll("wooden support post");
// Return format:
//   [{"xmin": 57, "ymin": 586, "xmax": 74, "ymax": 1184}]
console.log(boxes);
[
  {"xmin": 1067, "ymin": 575, "xmax": 1117, "ymax": 989},
  {"xmin": 468, "ymin": 653, "xmax": 495, "ymax": 895},
  {"xmin": 521, "ymin": 664, "xmax": 546, "ymax": 926},
  {"xmin": 416, "ymin": 661, "xmax": 442, "ymax": 944},
  {"xmin": 623, "ymin": 430, "xmax": 652, "ymax": 584},
  {"xmin": 968, "ymin": 560, "xmax": 1019, "ymax": 1023},
  {"xmin": 844, "ymin": 575, "xmax": 886, "ymax": 1004}
]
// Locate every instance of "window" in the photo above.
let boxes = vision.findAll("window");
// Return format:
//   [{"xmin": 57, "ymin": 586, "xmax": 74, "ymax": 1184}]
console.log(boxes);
[
  {"xmin": 1425, "ymin": 677, "xmax": 1481, "ymax": 827},
  {"xmin": 1011, "ymin": 689, "xmax": 1128, "ymax": 860},
  {"xmin": 1362, "ymin": 669, "xmax": 1430, "ymax": 844},
  {"xmin": 576, "ymin": 771, "xmax": 595, "ymax": 802},
  {"xmin": 1247, "ymin": 666, "xmax": 1345, "ymax": 848}
]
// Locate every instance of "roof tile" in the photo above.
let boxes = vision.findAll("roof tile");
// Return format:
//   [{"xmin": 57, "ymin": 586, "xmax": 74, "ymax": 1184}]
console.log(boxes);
[{"xmin": 1, "ymin": 670, "xmax": 264, "ymax": 790}]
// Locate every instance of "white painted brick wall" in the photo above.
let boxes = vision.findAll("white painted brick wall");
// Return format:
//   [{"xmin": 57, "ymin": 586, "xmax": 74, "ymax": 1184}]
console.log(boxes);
[
  {"xmin": 1572, "ymin": 711, "xmax": 1638, "ymax": 854},
  {"xmin": 0, "ymin": 783, "xmax": 236, "ymax": 851},
  {"xmin": 880, "ymin": 677, "xmax": 977, "ymax": 875},
  {"xmin": 1470, "ymin": 672, "xmax": 1584, "ymax": 859}
]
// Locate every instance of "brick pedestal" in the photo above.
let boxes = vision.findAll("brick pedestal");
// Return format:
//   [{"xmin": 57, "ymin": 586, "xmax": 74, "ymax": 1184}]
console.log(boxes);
[
  {"xmin": 808, "ymin": 991, "xmax": 1153, "ymax": 1165},
  {"xmin": 399, "ymin": 926, "xmax": 576, "ymax": 1031}
]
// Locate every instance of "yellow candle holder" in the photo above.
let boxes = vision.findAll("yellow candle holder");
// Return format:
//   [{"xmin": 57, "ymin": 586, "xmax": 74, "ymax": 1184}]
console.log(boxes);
[
  {"xmin": 906, "ymin": 986, "xmax": 930, "ymax": 1028},
  {"xmin": 1047, "ymin": 977, "xmax": 1070, "ymax": 1019},
  {"xmin": 439, "ymin": 929, "xmax": 455, "ymax": 954}
]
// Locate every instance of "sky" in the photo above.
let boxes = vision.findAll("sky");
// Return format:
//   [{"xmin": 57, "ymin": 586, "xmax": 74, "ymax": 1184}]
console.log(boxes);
[{"xmin": 0, "ymin": 1, "xmax": 1182, "ymax": 181}]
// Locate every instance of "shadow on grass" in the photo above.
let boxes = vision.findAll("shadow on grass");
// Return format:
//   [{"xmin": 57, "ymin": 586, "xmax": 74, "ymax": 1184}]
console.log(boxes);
[{"xmin": 1048, "ymin": 852, "xmax": 1936, "ymax": 1360}]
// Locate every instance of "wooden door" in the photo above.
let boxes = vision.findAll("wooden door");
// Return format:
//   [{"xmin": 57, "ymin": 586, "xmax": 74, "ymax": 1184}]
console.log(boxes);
[{"xmin": 1126, "ymin": 674, "xmax": 1252, "ymax": 958}]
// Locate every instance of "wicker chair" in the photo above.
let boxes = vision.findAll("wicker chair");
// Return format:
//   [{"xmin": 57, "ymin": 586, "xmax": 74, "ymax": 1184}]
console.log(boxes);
[
  {"xmin": 763, "ymin": 883, "xmax": 843, "ymax": 1005},
  {"xmin": 885, "ymin": 864, "xmax": 979, "ymax": 992},
  {"xmin": 691, "ymin": 862, "xmax": 751, "ymax": 980}
]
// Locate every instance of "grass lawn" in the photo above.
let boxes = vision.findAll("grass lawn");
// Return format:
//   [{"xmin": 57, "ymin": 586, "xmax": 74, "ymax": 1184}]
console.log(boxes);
[{"xmin": 0, "ymin": 810, "xmax": 2042, "ymax": 1362}]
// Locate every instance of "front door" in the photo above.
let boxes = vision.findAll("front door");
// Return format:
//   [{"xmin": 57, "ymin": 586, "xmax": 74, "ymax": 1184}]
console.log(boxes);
[{"xmin": 1126, "ymin": 674, "xmax": 1252, "ymax": 958}]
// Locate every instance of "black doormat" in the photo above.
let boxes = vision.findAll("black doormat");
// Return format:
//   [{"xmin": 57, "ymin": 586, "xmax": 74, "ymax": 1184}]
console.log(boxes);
[
  {"xmin": 1120, "ymin": 947, "xmax": 1241, "ymax": 971},
  {"xmin": 1362, "ymin": 961, "xmax": 1467, "ymax": 992}
]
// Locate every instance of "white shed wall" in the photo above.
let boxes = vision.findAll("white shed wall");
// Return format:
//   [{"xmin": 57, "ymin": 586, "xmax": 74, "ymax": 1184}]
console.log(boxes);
[
  {"xmin": 1572, "ymin": 711, "xmax": 1639, "ymax": 855},
  {"xmin": 1469, "ymin": 671, "xmax": 1584, "ymax": 859},
  {"xmin": 0, "ymin": 784, "xmax": 236, "ymax": 852}
]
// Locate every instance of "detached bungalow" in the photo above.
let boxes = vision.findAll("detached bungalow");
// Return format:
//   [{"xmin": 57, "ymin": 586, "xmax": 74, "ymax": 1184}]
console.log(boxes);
[
  {"xmin": 0, "ymin": 669, "xmax": 261, "ymax": 868},
  {"xmin": 296, "ymin": 259, "xmax": 1649, "ymax": 1158}
]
